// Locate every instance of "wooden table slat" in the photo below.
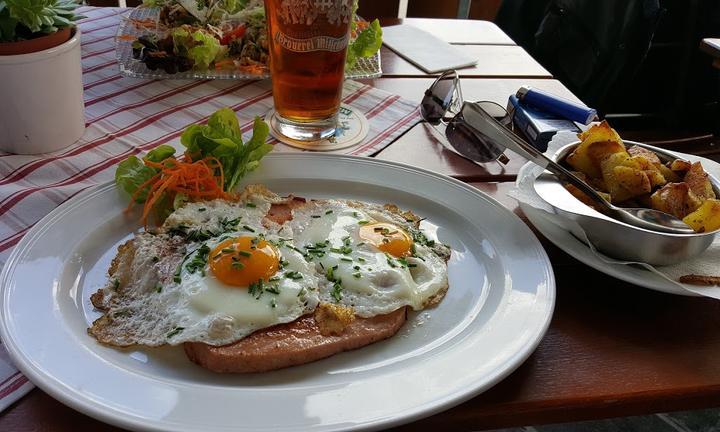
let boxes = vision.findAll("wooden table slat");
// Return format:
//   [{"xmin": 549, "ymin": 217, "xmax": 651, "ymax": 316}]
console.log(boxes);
[
  {"xmin": 389, "ymin": 18, "xmax": 516, "ymax": 45},
  {"xmin": 380, "ymin": 45, "xmax": 553, "ymax": 78}
]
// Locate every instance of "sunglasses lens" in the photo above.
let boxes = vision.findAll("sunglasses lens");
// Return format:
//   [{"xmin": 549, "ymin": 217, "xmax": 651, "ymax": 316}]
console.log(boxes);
[
  {"xmin": 446, "ymin": 115, "xmax": 504, "ymax": 162},
  {"xmin": 421, "ymin": 72, "xmax": 457, "ymax": 123}
]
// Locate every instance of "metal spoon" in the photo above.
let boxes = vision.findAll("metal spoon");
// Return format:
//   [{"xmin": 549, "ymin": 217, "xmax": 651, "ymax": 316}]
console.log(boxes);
[{"xmin": 458, "ymin": 102, "xmax": 695, "ymax": 235}]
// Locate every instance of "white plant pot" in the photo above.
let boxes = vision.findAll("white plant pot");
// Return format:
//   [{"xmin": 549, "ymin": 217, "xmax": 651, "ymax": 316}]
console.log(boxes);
[{"xmin": 0, "ymin": 28, "xmax": 85, "ymax": 154}]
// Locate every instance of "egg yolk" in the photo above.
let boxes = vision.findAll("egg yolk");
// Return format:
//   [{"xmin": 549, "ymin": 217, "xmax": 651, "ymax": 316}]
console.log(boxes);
[
  {"xmin": 209, "ymin": 237, "xmax": 279, "ymax": 287},
  {"xmin": 359, "ymin": 222, "xmax": 413, "ymax": 257}
]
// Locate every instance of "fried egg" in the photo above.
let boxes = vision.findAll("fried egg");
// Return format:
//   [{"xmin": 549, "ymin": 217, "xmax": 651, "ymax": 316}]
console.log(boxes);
[
  {"xmin": 90, "ymin": 197, "xmax": 319, "ymax": 347},
  {"xmin": 287, "ymin": 200, "xmax": 450, "ymax": 318},
  {"xmin": 89, "ymin": 188, "xmax": 450, "ymax": 349}
]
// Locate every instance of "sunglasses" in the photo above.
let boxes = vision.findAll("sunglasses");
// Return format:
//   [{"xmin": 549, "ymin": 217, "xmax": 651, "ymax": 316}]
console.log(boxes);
[{"xmin": 421, "ymin": 70, "xmax": 512, "ymax": 165}]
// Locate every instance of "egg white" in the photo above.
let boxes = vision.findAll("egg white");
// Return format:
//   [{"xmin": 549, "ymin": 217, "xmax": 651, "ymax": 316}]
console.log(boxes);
[{"xmin": 289, "ymin": 201, "xmax": 448, "ymax": 317}]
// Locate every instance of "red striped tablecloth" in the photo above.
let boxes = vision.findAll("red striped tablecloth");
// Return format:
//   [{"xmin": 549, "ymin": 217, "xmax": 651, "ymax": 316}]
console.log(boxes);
[{"xmin": 0, "ymin": 6, "xmax": 421, "ymax": 411}]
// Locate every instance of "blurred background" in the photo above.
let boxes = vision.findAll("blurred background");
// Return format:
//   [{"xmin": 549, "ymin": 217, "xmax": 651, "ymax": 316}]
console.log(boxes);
[
  {"xmin": 112, "ymin": 0, "xmax": 720, "ymax": 155},
  {"xmin": 357, "ymin": 0, "xmax": 720, "ymax": 155}
]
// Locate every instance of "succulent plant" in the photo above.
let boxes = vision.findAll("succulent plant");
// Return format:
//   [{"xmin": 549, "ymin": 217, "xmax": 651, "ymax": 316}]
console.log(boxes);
[{"xmin": 0, "ymin": 0, "xmax": 84, "ymax": 43}]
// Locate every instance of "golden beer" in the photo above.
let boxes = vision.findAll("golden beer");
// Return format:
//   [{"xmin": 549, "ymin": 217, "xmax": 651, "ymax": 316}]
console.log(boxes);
[{"xmin": 264, "ymin": 0, "xmax": 353, "ymax": 141}]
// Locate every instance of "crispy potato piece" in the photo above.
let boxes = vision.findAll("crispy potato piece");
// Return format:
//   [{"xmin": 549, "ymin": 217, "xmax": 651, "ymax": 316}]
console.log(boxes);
[
  {"xmin": 670, "ymin": 159, "xmax": 692, "ymax": 174},
  {"xmin": 627, "ymin": 145, "xmax": 662, "ymax": 166},
  {"xmin": 567, "ymin": 140, "xmax": 627, "ymax": 179},
  {"xmin": 682, "ymin": 199, "xmax": 720, "ymax": 233},
  {"xmin": 684, "ymin": 162, "xmax": 716, "ymax": 201},
  {"xmin": 650, "ymin": 182, "xmax": 703, "ymax": 219},
  {"xmin": 658, "ymin": 164, "xmax": 682, "ymax": 183},
  {"xmin": 577, "ymin": 120, "xmax": 623, "ymax": 143},
  {"xmin": 600, "ymin": 153, "xmax": 653, "ymax": 202},
  {"xmin": 567, "ymin": 121, "xmax": 626, "ymax": 179},
  {"xmin": 614, "ymin": 165, "xmax": 652, "ymax": 196}
]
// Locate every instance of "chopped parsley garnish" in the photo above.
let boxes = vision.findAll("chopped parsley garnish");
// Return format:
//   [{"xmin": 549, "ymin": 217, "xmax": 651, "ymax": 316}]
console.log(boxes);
[
  {"xmin": 242, "ymin": 225, "xmax": 255, "ymax": 232},
  {"xmin": 270, "ymin": 298, "xmax": 277, "ymax": 308},
  {"xmin": 246, "ymin": 202, "xmax": 256, "ymax": 208},
  {"xmin": 331, "ymin": 281, "xmax": 343, "ymax": 302},
  {"xmin": 156, "ymin": 284, "xmax": 163, "ymax": 293},
  {"xmin": 266, "ymin": 285, "xmax": 281, "ymax": 295},
  {"xmin": 151, "ymin": 256, "xmax": 159, "ymax": 263},
  {"xmin": 248, "ymin": 279, "xmax": 264, "ymax": 298},
  {"xmin": 198, "ymin": 207, "xmax": 206, "ymax": 212},
  {"xmin": 330, "ymin": 246, "xmax": 353, "ymax": 255},
  {"xmin": 231, "ymin": 261, "xmax": 245, "ymax": 270},
  {"xmin": 385, "ymin": 253, "xmax": 397, "ymax": 268},
  {"xmin": 285, "ymin": 271, "xmax": 303, "ymax": 280},
  {"xmin": 238, "ymin": 250, "xmax": 252, "ymax": 257},
  {"xmin": 325, "ymin": 210, "xmax": 333, "ymax": 215},
  {"xmin": 311, "ymin": 215, "xmax": 321, "ymax": 219},
  {"xmin": 220, "ymin": 217, "xmax": 242, "ymax": 232},
  {"xmin": 185, "ymin": 244, "xmax": 210, "ymax": 275},
  {"xmin": 167, "ymin": 327, "xmax": 184, "ymax": 338},
  {"xmin": 353, "ymin": 272, "xmax": 362, "ymax": 279},
  {"xmin": 340, "ymin": 257, "xmax": 353, "ymax": 262},
  {"xmin": 112, "ymin": 279, "xmax": 120, "ymax": 290}
]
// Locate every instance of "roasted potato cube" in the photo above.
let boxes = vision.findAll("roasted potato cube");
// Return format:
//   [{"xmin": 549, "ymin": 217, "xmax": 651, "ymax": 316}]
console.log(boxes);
[
  {"xmin": 683, "ymin": 199, "xmax": 720, "ymax": 233},
  {"xmin": 567, "ymin": 140, "xmax": 627, "ymax": 179},
  {"xmin": 567, "ymin": 121, "xmax": 626, "ymax": 179},
  {"xmin": 658, "ymin": 164, "xmax": 682, "ymax": 183},
  {"xmin": 684, "ymin": 162, "xmax": 716, "ymax": 201},
  {"xmin": 650, "ymin": 183, "xmax": 703, "ymax": 219},
  {"xmin": 644, "ymin": 169, "xmax": 667, "ymax": 188},
  {"xmin": 577, "ymin": 120, "xmax": 623, "ymax": 144},
  {"xmin": 670, "ymin": 159, "xmax": 692, "ymax": 174},
  {"xmin": 627, "ymin": 145, "xmax": 662, "ymax": 166},
  {"xmin": 600, "ymin": 153, "xmax": 650, "ymax": 202},
  {"xmin": 614, "ymin": 165, "xmax": 652, "ymax": 197}
]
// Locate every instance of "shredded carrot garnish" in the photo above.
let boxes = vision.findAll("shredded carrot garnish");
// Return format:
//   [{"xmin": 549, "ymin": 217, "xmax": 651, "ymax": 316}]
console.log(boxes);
[
  {"xmin": 214, "ymin": 59, "xmax": 236, "ymax": 70},
  {"xmin": 126, "ymin": 157, "xmax": 229, "ymax": 227}
]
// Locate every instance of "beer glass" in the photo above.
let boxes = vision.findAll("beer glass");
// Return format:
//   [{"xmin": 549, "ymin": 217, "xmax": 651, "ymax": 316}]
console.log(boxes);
[{"xmin": 264, "ymin": 0, "xmax": 353, "ymax": 141}]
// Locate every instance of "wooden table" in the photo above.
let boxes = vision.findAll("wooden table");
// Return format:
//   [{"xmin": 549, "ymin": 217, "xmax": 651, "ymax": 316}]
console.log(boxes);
[{"xmin": 4, "ymin": 14, "xmax": 720, "ymax": 432}]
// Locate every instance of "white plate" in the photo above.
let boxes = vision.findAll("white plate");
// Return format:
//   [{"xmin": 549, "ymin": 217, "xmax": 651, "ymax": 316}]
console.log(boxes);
[
  {"xmin": 518, "ymin": 151, "xmax": 720, "ymax": 297},
  {"xmin": 1, "ymin": 154, "xmax": 555, "ymax": 431}
]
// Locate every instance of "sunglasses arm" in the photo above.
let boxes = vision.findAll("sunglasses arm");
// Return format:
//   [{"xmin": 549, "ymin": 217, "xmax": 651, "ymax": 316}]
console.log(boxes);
[{"xmin": 459, "ymin": 102, "xmax": 607, "ymax": 203}]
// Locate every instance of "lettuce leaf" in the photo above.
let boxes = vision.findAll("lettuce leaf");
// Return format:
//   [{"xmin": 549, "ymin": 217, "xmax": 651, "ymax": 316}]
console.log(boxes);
[
  {"xmin": 115, "ymin": 156, "xmax": 159, "ymax": 203},
  {"xmin": 346, "ymin": 19, "xmax": 382, "ymax": 69},
  {"xmin": 143, "ymin": 144, "xmax": 176, "ymax": 163},
  {"xmin": 171, "ymin": 27, "xmax": 225, "ymax": 70},
  {"xmin": 114, "ymin": 144, "xmax": 177, "ymax": 203},
  {"xmin": 180, "ymin": 108, "xmax": 272, "ymax": 192}
]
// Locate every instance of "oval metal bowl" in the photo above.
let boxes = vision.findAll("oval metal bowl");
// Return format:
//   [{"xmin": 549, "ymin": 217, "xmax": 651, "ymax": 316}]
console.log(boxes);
[{"xmin": 533, "ymin": 140, "xmax": 720, "ymax": 265}]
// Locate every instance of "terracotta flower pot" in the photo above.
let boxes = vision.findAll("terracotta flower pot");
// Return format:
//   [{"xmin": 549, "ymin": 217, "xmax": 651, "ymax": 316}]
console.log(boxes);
[
  {"xmin": 0, "ymin": 27, "xmax": 85, "ymax": 154},
  {"xmin": 0, "ymin": 27, "xmax": 72, "ymax": 56}
]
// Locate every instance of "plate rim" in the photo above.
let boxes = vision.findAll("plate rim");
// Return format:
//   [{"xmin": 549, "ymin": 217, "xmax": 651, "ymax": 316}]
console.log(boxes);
[{"xmin": 1, "ymin": 153, "xmax": 555, "ymax": 431}]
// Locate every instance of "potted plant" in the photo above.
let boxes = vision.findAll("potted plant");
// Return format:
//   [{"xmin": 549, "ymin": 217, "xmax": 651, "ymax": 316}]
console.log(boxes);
[{"xmin": 0, "ymin": 0, "xmax": 86, "ymax": 154}]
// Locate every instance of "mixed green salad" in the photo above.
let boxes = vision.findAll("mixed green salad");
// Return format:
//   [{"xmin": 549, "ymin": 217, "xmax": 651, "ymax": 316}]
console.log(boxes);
[
  {"xmin": 116, "ymin": 108, "xmax": 272, "ymax": 225},
  {"xmin": 130, "ymin": 0, "xmax": 382, "ymax": 74}
]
